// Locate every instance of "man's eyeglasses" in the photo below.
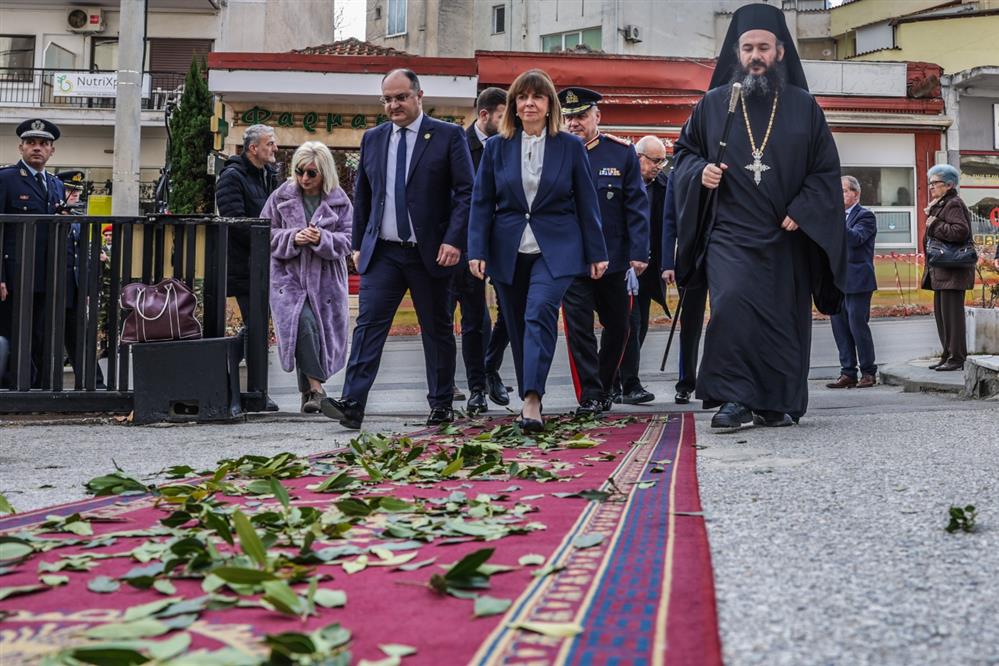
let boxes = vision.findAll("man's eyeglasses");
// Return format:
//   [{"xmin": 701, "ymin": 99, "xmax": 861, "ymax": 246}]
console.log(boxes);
[
  {"xmin": 295, "ymin": 168, "xmax": 319, "ymax": 178},
  {"xmin": 379, "ymin": 92, "xmax": 413, "ymax": 105},
  {"xmin": 638, "ymin": 153, "xmax": 668, "ymax": 168}
]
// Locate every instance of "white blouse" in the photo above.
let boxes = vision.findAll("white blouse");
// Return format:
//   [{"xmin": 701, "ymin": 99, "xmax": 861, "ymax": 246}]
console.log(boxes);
[{"xmin": 518, "ymin": 131, "xmax": 545, "ymax": 254}]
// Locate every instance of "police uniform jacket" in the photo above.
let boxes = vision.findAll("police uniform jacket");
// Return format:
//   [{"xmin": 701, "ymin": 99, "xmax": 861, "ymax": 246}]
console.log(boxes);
[
  {"xmin": 0, "ymin": 160, "xmax": 65, "ymax": 292},
  {"xmin": 585, "ymin": 134, "xmax": 650, "ymax": 274}
]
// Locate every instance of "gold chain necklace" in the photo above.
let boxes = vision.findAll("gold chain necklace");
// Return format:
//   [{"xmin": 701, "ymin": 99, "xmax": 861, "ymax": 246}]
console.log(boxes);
[{"xmin": 740, "ymin": 91, "xmax": 779, "ymax": 185}]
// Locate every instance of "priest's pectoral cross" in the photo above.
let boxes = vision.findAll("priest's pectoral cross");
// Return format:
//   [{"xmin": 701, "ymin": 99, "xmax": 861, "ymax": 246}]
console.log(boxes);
[{"xmin": 744, "ymin": 150, "xmax": 770, "ymax": 186}]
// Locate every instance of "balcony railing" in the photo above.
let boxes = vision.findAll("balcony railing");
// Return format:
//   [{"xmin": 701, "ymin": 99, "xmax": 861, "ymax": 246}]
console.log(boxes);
[{"xmin": 0, "ymin": 68, "xmax": 185, "ymax": 111}]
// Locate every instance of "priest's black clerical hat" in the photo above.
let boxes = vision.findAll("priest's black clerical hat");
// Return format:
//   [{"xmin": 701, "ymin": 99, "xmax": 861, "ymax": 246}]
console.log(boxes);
[{"xmin": 709, "ymin": 3, "xmax": 809, "ymax": 91}]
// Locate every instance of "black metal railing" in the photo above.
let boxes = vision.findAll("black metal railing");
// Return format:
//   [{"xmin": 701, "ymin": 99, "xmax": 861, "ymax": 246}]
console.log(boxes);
[
  {"xmin": 0, "ymin": 68, "xmax": 185, "ymax": 111},
  {"xmin": 0, "ymin": 215, "xmax": 270, "ymax": 414}
]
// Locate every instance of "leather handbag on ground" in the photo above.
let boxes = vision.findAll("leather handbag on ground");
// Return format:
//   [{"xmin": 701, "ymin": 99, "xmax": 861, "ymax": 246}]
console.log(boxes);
[
  {"xmin": 119, "ymin": 278, "xmax": 203, "ymax": 344},
  {"xmin": 925, "ymin": 237, "xmax": 978, "ymax": 269}
]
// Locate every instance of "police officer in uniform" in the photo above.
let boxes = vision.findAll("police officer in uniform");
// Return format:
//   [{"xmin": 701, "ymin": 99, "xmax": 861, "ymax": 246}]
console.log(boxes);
[
  {"xmin": 0, "ymin": 119, "xmax": 66, "ymax": 387},
  {"xmin": 57, "ymin": 169, "xmax": 105, "ymax": 388},
  {"xmin": 559, "ymin": 88, "xmax": 650, "ymax": 416}
]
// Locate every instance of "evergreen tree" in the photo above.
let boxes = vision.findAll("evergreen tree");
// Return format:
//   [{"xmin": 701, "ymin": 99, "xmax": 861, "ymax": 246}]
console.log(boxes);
[{"xmin": 168, "ymin": 58, "xmax": 214, "ymax": 214}]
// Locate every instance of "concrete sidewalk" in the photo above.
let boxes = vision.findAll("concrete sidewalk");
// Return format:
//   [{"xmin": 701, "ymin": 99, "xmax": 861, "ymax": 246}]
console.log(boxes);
[{"xmin": 5, "ymin": 315, "xmax": 998, "ymax": 664}]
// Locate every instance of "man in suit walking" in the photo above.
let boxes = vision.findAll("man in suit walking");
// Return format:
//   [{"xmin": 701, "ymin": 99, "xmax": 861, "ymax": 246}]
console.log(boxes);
[
  {"xmin": 661, "ymin": 173, "xmax": 708, "ymax": 405},
  {"xmin": 321, "ymin": 69, "xmax": 474, "ymax": 429},
  {"xmin": 450, "ymin": 86, "xmax": 509, "ymax": 414},
  {"xmin": 827, "ymin": 175, "xmax": 878, "ymax": 389},
  {"xmin": 0, "ymin": 119, "xmax": 66, "ymax": 388},
  {"xmin": 615, "ymin": 136, "xmax": 671, "ymax": 405}
]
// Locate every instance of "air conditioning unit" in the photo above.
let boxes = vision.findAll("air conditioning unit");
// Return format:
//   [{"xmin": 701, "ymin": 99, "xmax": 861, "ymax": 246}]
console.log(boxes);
[
  {"xmin": 623, "ymin": 25, "xmax": 642, "ymax": 43},
  {"xmin": 67, "ymin": 8, "xmax": 105, "ymax": 33}
]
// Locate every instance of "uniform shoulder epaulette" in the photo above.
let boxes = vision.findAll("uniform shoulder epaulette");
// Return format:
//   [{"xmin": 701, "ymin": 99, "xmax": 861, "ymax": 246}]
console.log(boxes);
[
  {"xmin": 0, "ymin": 163, "xmax": 15, "ymax": 171},
  {"xmin": 602, "ymin": 133, "xmax": 632, "ymax": 146}
]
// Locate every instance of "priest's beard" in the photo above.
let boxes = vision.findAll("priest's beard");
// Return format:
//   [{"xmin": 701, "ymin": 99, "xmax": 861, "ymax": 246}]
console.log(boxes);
[{"xmin": 731, "ymin": 59, "xmax": 787, "ymax": 97}]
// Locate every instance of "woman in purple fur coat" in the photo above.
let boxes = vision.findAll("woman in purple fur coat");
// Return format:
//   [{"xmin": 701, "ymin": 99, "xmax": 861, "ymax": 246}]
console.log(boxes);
[{"xmin": 263, "ymin": 141, "xmax": 353, "ymax": 413}]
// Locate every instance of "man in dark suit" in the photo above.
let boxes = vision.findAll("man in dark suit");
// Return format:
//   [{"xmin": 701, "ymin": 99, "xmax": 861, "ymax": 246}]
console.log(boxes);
[
  {"xmin": 560, "ymin": 88, "xmax": 650, "ymax": 416},
  {"xmin": 661, "ymin": 173, "xmax": 708, "ymax": 405},
  {"xmin": 321, "ymin": 69, "xmax": 474, "ymax": 429},
  {"xmin": 827, "ymin": 175, "xmax": 878, "ymax": 389},
  {"xmin": 616, "ymin": 136, "xmax": 671, "ymax": 404},
  {"xmin": 0, "ymin": 119, "xmax": 66, "ymax": 388},
  {"xmin": 451, "ymin": 86, "xmax": 508, "ymax": 414}
]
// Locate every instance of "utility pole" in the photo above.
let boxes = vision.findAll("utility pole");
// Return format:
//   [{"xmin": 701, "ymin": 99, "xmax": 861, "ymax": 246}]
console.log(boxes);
[{"xmin": 111, "ymin": 0, "xmax": 146, "ymax": 216}]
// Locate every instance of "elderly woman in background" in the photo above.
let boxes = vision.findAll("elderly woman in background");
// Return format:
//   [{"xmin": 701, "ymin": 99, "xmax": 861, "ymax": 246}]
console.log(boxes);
[
  {"xmin": 264, "ymin": 141, "xmax": 353, "ymax": 412},
  {"xmin": 922, "ymin": 164, "xmax": 975, "ymax": 372}
]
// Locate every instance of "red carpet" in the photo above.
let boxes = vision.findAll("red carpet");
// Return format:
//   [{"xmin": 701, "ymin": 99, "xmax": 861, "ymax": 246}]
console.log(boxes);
[{"xmin": 0, "ymin": 413, "xmax": 720, "ymax": 665}]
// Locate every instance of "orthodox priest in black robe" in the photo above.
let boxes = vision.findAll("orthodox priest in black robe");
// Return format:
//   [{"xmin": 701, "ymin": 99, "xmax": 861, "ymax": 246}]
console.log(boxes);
[{"xmin": 672, "ymin": 3, "xmax": 846, "ymax": 428}]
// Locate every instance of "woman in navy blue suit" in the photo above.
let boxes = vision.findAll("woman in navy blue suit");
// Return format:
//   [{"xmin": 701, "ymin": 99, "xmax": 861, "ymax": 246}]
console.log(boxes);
[{"xmin": 468, "ymin": 69, "xmax": 607, "ymax": 431}]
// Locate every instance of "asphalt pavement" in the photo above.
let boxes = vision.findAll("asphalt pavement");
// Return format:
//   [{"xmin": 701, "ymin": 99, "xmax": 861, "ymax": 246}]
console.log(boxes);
[{"xmin": 2, "ymin": 315, "xmax": 997, "ymax": 664}]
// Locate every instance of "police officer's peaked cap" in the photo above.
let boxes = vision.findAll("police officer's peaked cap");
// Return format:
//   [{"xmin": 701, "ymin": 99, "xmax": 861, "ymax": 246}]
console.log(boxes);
[
  {"xmin": 57, "ymin": 170, "xmax": 86, "ymax": 190},
  {"xmin": 558, "ymin": 87, "xmax": 602, "ymax": 115},
  {"xmin": 16, "ymin": 118, "xmax": 61, "ymax": 141}
]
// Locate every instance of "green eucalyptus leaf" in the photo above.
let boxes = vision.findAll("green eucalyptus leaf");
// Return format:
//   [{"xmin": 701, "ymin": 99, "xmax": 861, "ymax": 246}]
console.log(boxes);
[
  {"xmin": 40, "ymin": 574, "xmax": 69, "ymax": 586},
  {"xmin": 335, "ymin": 498, "xmax": 372, "ymax": 517},
  {"xmin": 0, "ymin": 538, "xmax": 34, "ymax": 562},
  {"xmin": 148, "ymin": 632, "xmax": 193, "ymax": 660},
  {"xmin": 379, "ymin": 644, "xmax": 417, "ymax": 658},
  {"xmin": 84, "ymin": 618, "xmax": 170, "ymax": 639},
  {"xmin": 0, "ymin": 584, "xmax": 48, "ymax": 600},
  {"xmin": 210, "ymin": 566, "xmax": 278, "ymax": 585},
  {"xmin": 445, "ymin": 548, "xmax": 495, "ymax": 580},
  {"xmin": 123, "ymin": 597, "xmax": 181, "ymax": 622},
  {"xmin": 474, "ymin": 595, "xmax": 512, "ymax": 617},
  {"xmin": 441, "ymin": 457, "xmax": 464, "ymax": 478},
  {"xmin": 0, "ymin": 493, "xmax": 15, "ymax": 515},
  {"xmin": 231, "ymin": 510, "xmax": 268, "ymax": 568},
  {"xmin": 88, "ymin": 575, "xmax": 121, "ymax": 593},
  {"xmin": 313, "ymin": 588, "xmax": 347, "ymax": 608},
  {"xmin": 573, "ymin": 533, "xmax": 605, "ymax": 549},
  {"xmin": 268, "ymin": 478, "xmax": 291, "ymax": 511},
  {"xmin": 63, "ymin": 646, "xmax": 149, "ymax": 665},
  {"xmin": 153, "ymin": 579, "xmax": 177, "ymax": 595}
]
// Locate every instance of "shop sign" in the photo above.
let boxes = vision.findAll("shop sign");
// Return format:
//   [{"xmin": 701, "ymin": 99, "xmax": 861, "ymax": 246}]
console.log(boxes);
[
  {"xmin": 53, "ymin": 71, "xmax": 151, "ymax": 98},
  {"xmin": 236, "ymin": 107, "xmax": 463, "ymax": 133}
]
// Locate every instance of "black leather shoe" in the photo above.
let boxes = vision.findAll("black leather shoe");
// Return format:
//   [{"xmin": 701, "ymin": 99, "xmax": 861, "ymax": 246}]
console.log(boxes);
[
  {"xmin": 927, "ymin": 358, "xmax": 947, "ymax": 370},
  {"xmin": 467, "ymin": 391, "xmax": 488, "ymax": 415},
  {"xmin": 674, "ymin": 389, "xmax": 691, "ymax": 405},
  {"xmin": 752, "ymin": 410, "xmax": 794, "ymax": 427},
  {"xmin": 264, "ymin": 397, "xmax": 280, "ymax": 412},
  {"xmin": 610, "ymin": 388, "xmax": 623, "ymax": 405},
  {"xmin": 320, "ymin": 397, "xmax": 364, "ymax": 430},
  {"xmin": 486, "ymin": 372, "xmax": 510, "ymax": 406},
  {"xmin": 622, "ymin": 388, "xmax": 655, "ymax": 405},
  {"xmin": 576, "ymin": 399, "xmax": 604, "ymax": 418},
  {"xmin": 935, "ymin": 360, "xmax": 964, "ymax": 372},
  {"xmin": 710, "ymin": 402, "xmax": 753, "ymax": 429},
  {"xmin": 427, "ymin": 407, "xmax": 455, "ymax": 426},
  {"xmin": 516, "ymin": 415, "xmax": 545, "ymax": 433}
]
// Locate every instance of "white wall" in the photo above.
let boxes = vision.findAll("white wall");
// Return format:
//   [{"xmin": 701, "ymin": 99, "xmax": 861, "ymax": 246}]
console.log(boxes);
[{"xmin": 833, "ymin": 132, "xmax": 915, "ymax": 166}]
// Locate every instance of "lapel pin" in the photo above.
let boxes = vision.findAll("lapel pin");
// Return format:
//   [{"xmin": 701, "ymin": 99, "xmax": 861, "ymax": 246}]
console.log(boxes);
[{"xmin": 424, "ymin": 132, "xmax": 431, "ymax": 140}]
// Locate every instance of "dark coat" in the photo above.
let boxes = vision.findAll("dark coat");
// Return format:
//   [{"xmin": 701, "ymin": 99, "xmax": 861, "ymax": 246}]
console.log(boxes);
[
  {"xmin": 465, "ymin": 123, "xmax": 485, "ymax": 172},
  {"xmin": 352, "ymin": 114, "xmax": 474, "ymax": 278},
  {"xmin": 585, "ymin": 134, "xmax": 650, "ymax": 274},
  {"xmin": 638, "ymin": 170, "xmax": 668, "ymax": 299},
  {"xmin": 469, "ymin": 129, "xmax": 606, "ymax": 285},
  {"xmin": 215, "ymin": 153, "xmax": 278, "ymax": 296},
  {"xmin": 921, "ymin": 189, "xmax": 975, "ymax": 292},
  {"xmin": 264, "ymin": 181, "xmax": 353, "ymax": 380},
  {"xmin": 0, "ymin": 161, "xmax": 65, "ymax": 293},
  {"xmin": 843, "ymin": 204, "xmax": 878, "ymax": 294}
]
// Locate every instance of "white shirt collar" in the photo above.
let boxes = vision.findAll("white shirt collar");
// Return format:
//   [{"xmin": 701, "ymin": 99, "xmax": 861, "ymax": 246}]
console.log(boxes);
[
  {"xmin": 473, "ymin": 122, "xmax": 489, "ymax": 144},
  {"xmin": 395, "ymin": 112, "xmax": 424, "ymax": 134},
  {"xmin": 845, "ymin": 203, "xmax": 857, "ymax": 217}
]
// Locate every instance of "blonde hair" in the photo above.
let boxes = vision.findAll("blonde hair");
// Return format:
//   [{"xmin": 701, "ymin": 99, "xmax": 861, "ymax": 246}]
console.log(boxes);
[
  {"xmin": 499, "ymin": 69, "xmax": 561, "ymax": 139},
  {"xmin": 289, "ymin": 141, "xmax": 339, "ymax": 195}
]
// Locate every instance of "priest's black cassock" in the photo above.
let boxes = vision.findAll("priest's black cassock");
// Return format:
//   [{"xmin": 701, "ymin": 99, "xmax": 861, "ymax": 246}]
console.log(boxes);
[{"xmin": 672, "ymin": 56, "xmax": 846, "ymax": 419}]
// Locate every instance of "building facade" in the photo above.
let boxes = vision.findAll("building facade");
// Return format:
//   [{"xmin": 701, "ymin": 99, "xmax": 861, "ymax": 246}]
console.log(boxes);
[
  {"xmin": 365, "ymin": 0, "xmax": 836, "ymax": 60},
  {"xmin": 0, "ymin": 0, "xmax": 334, "ymax": 209}
]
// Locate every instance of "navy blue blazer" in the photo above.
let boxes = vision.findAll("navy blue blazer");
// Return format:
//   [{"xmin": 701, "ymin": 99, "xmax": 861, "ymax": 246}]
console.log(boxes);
[
  {"xmin": 660, "ymin": 173, "xmax": 678, "ymax": 272},
  {"xmin": 0, "ymin": 161, "xmax": 65, "ymax": 292},
  {"xmin": 468, "ymin": 130, "xmax": 607, "ymax": 286},
  {"xmin": 843, "ymin": 204, "xmax": 877, "ymax": 294},
  {"xmin": 352, "ymin": 115, "xmax": 474, "ymax": 278}
]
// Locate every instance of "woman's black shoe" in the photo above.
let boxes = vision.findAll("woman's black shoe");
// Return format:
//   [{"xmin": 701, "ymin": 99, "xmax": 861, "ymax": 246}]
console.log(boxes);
[{"xmin": 517, "ymin": 414, "xmax": 545, "ymax": 433}]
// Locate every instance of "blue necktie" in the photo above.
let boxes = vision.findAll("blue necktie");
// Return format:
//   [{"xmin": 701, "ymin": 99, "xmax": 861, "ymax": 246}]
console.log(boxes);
[
  {"xmin": 395, "ymin": 127, "xmax": 411, "ymax": 241},
  {"xmin": 35, "ymin": 172, "xmax": 46, "ymax": 194}
]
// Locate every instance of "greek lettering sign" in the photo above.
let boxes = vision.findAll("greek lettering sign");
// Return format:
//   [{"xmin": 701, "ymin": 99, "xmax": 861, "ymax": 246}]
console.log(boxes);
[
  {"xmin": 53, "ymin": 72, "xmax": 151, "ymax": 98},
  {"xmin": 236, "ymin": 107, "xmax": 463, "ymax": 134}
]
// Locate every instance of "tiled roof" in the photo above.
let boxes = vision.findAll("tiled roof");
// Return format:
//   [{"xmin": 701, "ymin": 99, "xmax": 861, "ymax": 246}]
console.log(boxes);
[{"xmin": 291, "ymin": 38, "xmax": 410, "ymax": 57}]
